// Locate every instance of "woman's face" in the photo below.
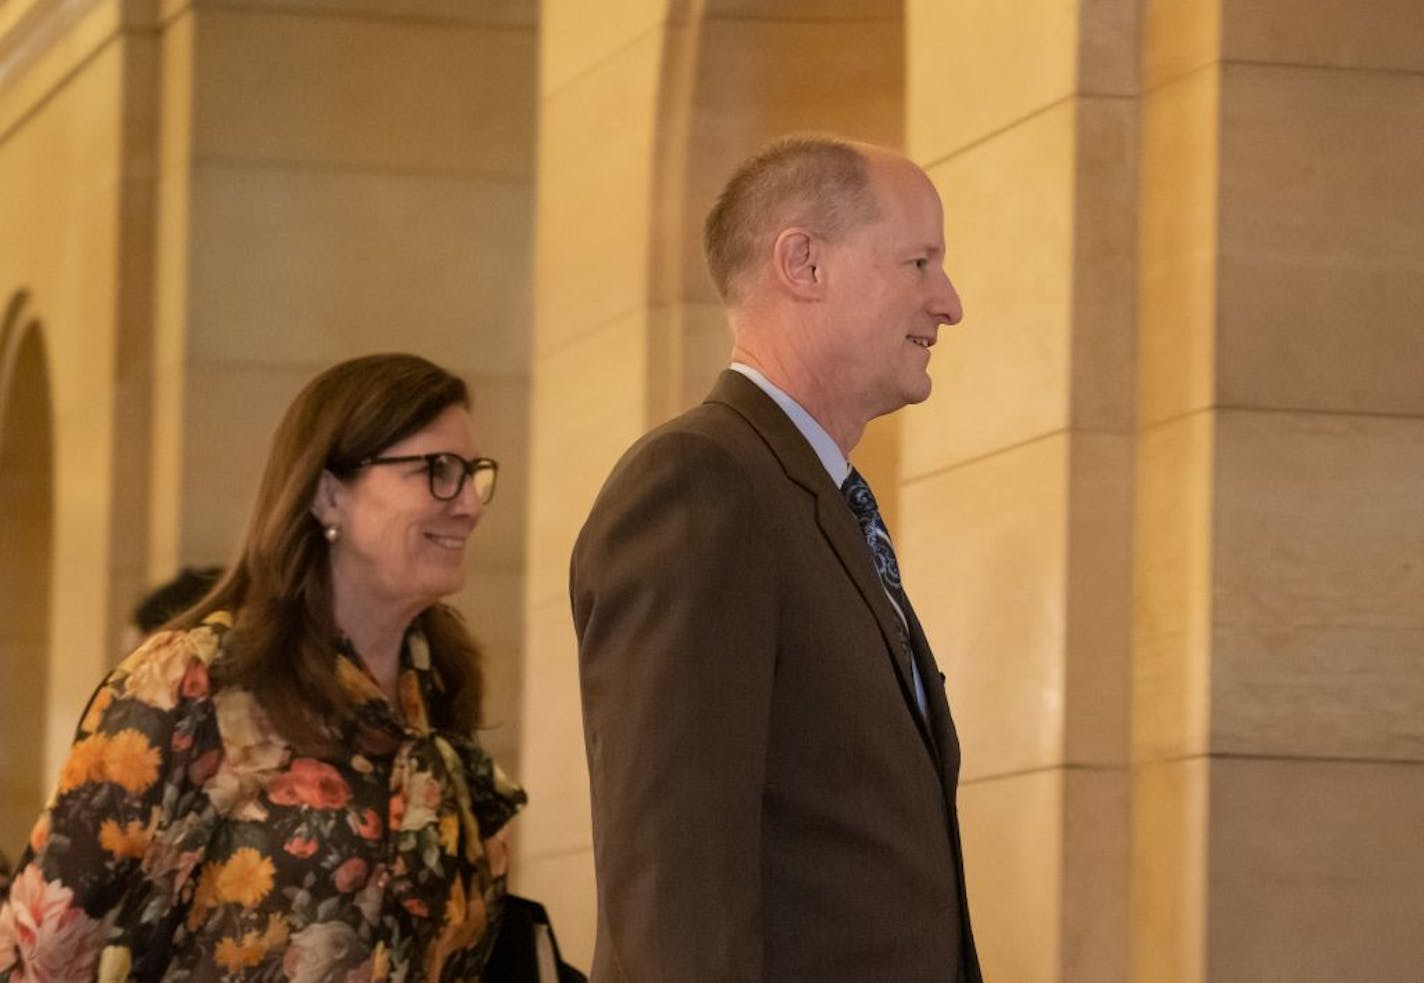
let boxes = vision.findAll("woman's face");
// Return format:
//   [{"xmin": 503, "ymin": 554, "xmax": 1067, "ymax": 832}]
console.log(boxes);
[{"xmin": 319, "ymin": 404, "xmax": 485, "ymax": 615}]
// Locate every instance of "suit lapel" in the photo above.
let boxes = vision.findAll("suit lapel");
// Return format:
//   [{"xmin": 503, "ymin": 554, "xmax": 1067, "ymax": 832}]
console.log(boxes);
[{"xmin": 707, "ymin": 371, "xmax": 943, "ymax": 767}]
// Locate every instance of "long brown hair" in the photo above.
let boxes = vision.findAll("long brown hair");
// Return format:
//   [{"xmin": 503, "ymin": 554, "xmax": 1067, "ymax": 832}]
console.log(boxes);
[{"xmin": 175, "ymin": 353, "xmax": 483, "ymax": 751}]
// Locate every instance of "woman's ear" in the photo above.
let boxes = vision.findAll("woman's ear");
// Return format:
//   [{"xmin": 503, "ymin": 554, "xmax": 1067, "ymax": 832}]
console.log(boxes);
[
  {"xmin": 310, "ymin": 469, "xmax": 344, "ymax": 528},
  {"xmin": 771, "ymin": 228, "xmax": 823, "ymax": 300}
]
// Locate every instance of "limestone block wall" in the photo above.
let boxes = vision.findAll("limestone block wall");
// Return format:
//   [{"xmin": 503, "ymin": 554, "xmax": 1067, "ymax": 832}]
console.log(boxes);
[
  {"xmin": 149, "ymin": 0, "xmax": 537, "ymax": 769},
  {"xmin": 0, "ymin": 0, "xmax": 159, "ymax": 828},
  {"xmin": 1136, "ymin": 1, "xmax": 1424, "ymax": 979},
  {"xmin": 901, "ymin": 1, "xmax": 1139, "ymax": 979}
]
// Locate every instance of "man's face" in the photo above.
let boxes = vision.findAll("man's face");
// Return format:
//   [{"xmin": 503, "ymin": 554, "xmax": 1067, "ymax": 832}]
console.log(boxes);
[{"xmin": 817, "ymin": 158, "xmax": 962, "ymax": 420}]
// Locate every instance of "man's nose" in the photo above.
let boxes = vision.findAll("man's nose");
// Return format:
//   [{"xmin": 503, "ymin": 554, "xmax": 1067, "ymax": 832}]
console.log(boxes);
[{"xmin": 930, "ymin": 268, "xmax": 963, "ymax": 326}]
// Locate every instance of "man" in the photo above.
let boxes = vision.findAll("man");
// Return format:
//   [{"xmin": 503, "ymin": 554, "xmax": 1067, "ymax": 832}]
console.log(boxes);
[{"xmin": 571, "ymin": 136, "xmax": 981, "ymax": 982}]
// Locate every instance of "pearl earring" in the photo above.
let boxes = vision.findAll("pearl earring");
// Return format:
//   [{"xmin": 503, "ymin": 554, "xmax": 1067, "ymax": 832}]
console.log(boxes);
[{"xmin": 324, "ymin": 525, "xmax": 341, "ymax": 544}]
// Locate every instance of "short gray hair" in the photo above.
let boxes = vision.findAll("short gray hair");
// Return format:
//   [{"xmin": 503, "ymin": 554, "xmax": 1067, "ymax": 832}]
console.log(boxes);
[{"xmin": 703, "ymin": 135, "xmax": 881, "ymax": 304}]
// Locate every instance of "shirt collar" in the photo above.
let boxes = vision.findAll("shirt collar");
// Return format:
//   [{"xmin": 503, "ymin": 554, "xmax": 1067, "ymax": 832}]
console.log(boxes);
[{"xmin": 729, "ymin": 362, "xmax": 850, "ymax": 486}]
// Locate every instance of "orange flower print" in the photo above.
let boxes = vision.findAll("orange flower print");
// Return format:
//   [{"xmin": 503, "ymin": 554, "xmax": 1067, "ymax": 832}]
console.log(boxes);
[
  {"xmin": 354, "ymin": 807, "xmax": 383, "ymax": 840},
  {"xmin": 401, "ymin": 896, "xmax": 429, "ymax": 918},
  {"xmin": 27, "ymin": 811, "xmax": 51, "ymax": 853},
  {"xmin": 98, "ymin": 819, "xmax": 153, "ymax": 860},
  {"xmin": 57, "ymin": 733, "xmax": 109, "ymax": 793},
  {"xmin": 332, "ymin": 856, "xmax": 368, "ymax": 893},
  {"xmin": 104, "ymin": 729, "xmax": 161, "ymax": 794},
  {"xmin": 215, "ymin": 847, "xmax": 276, "ymax": 907},
  {"xmin": 267, "ymin": 758, "xmax": 351, "ymax": 810},
  {"xmin": 284, "ymin": 835, "xmax": 319, "ymax": 858},
  {"xmin": 80, "ymin": 686, "xmax": 115, "ymax": 734}
]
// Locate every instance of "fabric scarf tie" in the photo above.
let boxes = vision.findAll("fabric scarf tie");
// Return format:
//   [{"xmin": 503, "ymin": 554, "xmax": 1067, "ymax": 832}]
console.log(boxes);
[{"xmin": 840, "ymin": 467, "xmax": 929, "ymax": 719}]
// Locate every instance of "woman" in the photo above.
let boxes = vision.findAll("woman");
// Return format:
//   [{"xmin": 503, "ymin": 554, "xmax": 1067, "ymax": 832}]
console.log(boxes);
[{"xmin": 0, "ymin": 354, "xmax": 524, "ymax": 981}]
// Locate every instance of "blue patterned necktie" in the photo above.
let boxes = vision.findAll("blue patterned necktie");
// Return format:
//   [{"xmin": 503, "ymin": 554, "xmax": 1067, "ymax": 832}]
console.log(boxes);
[{"xmin": 841, "ymin": 467, "xmax": 929, "ymax": 718}]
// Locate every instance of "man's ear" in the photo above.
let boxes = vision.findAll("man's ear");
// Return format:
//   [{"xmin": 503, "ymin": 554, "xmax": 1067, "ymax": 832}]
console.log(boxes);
[
  {"xmin": 310, "ymin": 469, "xmax": 344, "ymax": 528},
  {"xmin": 771, "ymin": 228, "xmax": 823, "ymax": 300}
]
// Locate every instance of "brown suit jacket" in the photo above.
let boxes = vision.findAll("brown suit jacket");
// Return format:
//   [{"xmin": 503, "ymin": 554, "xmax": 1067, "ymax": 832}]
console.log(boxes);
[{"xmin": 571, "ymin": 370, "xmax": 981, "ymax": 982}]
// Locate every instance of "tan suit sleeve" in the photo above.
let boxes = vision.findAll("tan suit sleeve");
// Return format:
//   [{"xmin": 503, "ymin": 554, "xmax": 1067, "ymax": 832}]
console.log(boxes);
[{"xmin": 571, "ymin": 429, "xmax": 778, "ymax": 982}]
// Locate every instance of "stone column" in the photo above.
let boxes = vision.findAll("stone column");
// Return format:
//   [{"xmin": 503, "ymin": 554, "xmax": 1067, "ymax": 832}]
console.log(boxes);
[
  {"xmin": 1135, "ymin": 1, "xmax": 1424, "ymax": 979},
  {"xmin": 902, "ymin": 2, "xmax": 1139, "ymax": 980}
]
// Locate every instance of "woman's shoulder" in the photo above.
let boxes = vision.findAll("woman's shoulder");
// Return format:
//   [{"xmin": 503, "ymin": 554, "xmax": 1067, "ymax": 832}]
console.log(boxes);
[{"xmin": 104, "ymin": 612, "xmax": 232, "ymax": 714}]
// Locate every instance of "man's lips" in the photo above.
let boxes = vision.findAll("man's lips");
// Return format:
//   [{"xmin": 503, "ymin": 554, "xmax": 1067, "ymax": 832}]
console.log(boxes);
[
  {"xmin": 425, "ymin": 533, "xmax": 468, "ymax": 550},
  {"xmin": 907, "ymin": 334, "xmax": 936, "ymax": 349}
]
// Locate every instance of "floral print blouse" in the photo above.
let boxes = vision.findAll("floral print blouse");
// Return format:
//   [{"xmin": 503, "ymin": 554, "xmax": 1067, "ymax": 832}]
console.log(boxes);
[{"xmin": 0, "ymin": 612, "xmax": 525, "ymax": 982}]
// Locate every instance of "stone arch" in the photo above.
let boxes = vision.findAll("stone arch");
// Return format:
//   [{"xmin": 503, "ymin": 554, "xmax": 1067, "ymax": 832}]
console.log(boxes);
[
  {"xmin": 647, "ymin": 0, "xmax": 907, "ymax": 516},
  {"xmin": 0, "ymin": 290, "xmax": 54, "ymax": 859}
]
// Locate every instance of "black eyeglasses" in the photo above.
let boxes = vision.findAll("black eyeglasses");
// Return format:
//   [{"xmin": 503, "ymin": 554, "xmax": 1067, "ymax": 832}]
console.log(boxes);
[{"xmin": 352, "ymin": 452, "xmax": 498, "ymax": 504}]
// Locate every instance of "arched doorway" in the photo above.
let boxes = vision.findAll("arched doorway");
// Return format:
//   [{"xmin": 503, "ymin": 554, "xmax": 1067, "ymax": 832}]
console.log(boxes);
[
  {"xmin": 649, "ymin": 0, "xmax": 907, "ymax": 518},
  {"xmin": 0, "ymin": 291, "xmax": 54, "ymax": 860}
]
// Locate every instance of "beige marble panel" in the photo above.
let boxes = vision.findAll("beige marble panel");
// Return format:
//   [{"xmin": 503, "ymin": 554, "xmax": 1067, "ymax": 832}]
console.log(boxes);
[
  {"xmin": 1070, "ymin": 96, "xmax": 1137, "ymax": 434},
  {"xmin": 957, "ymin": 769, "xmax": 1063, "ymax": 983},
  {"xmin": 515, "ymin": 595, "xmax": 592, "ymax": 857},
  {"xmin": 675, "ymin": 14, "xmax": 904, "ymax": 308},
  {"xmin": 705, "ymin": 0, "xmax": 898, "ymax": 17},
  {"xmin": 156, "ymin": 6, "xmax": 195, "ymax": 176},
  {"xmin": 1208, "ymin": 758, "xmax": 1424, "ymax": 980},
  {"xmin": 535, "ymin": 29, "xmax": 661, "ymax": 354},
  {"xmin": 540, "ymin": 0, "xmax": 666, "ymax": 96},
  {"xmin": 452, "ymin": 370, "xmax": 530, "ymax": 572},
  {"xmin": 900, "ymin": 435, "xmax": 1068, "ymax": 781},
  {"xmin": 1139, "ymin": 67, "xmax": 1218, "ymax": 426},
  {"xmin": 171, "ymin": 0, "xmax": 537, "ymax": 27},
  {"xmin": 183, "ymin": 165, "xmax": 533, "ymax": 376},
  {"xmin": 175, "ymin": 359, "xmax": 316, "ymax": 564},
  {"xmin": 1222, "ymin": 0, "xmax": 1424, "ymax": 72},
  {"xmin": 1133, "ymin": 412, "xmax": 1213, "ymax": 761},
  {"xmin": 1064, "ymin": 433, "xmax": 1133, "ymax": 766},
  {"xmin": 1143, "ymin": 0, "xmax": 1221, "ymax": 92},
  {"xmin": 1061, "ymin": 767, "xmax": 1130, "ymax": 983},
  {"xmin": 1211, "ymin": 410, "xmax": 1424, "ymax": 760},
  {"xmin": 907, "ymin": 0, "xmax": 1078, "ymax": 164},
  {"xmin": 510, "ymin": 846, "xmax": 597, "ymax": 972},
  {"xmin": 191, "ymin": 6, "xmax": 535, "ymax": 175},
  {"xmin": 1131, "ymin": 757, "xmax": 1208, "ymax": 983},
  {"xmin": 1217, "ymin": 66, "xmax": 1424, "ymax": 416},
  {"xmin": 1078, "ymin": 0, "xmax": 1140, "ymax": 96},
  {"xmin": 453, "ymin": 568, "xmax": 525, "ymax": 773},
  {"xmin": 0, "ymin": 0, "xmax": 120, "ymax": 140},
  {"xmin": 525, "ymin": 313, "xmax": 649, "ymax": 609},
  {"xmin": 904, "ymin": 105, "xmax": 1076, "ymax": 478}
]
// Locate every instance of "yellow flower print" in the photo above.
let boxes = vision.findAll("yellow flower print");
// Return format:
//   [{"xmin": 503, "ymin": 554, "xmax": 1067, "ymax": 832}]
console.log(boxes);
[
  {"xmin": 58, "ymin": 733, "xmax": 109, "ymax": 793},
  {"xmin": 98, "ymin": 818, "xmax": 152, "ymax": 860},
  {"xmin": 215, "ymin": 847, "xmax": 276, "ymax": 907},
  {"xmin": 439, "ymin": 813, "xmax": 460, "ymax": 854},
  {"xmin": 218, "ymin": 914, "xmax": 292, "ymax": 968},
  {"xmin": 398, "ymin": 671, "xmax": 425, "ymax": 728},
  {"xmin": 372, "ymin": 943, "xmax": 390, "ymax": 981},
  {"xmin": 104, "ymin": 729, "xmax": 161, "ymax": 794},
  {"xmin": 215, "ymin": 935, "xmax": 263, "ymax": 971},
  {"xmin": 335, "ymin": 656, "xmax": 378, "ymax": 701},
  {"xmin": 97, "ymin": 946, "xmax": 132, "ymax": 983}
]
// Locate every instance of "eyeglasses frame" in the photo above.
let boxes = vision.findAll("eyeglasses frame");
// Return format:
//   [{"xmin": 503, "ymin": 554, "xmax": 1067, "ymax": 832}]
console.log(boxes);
[{"xmin": 347, "ymin": 452, "xmax": 499, "ymax": 504}]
